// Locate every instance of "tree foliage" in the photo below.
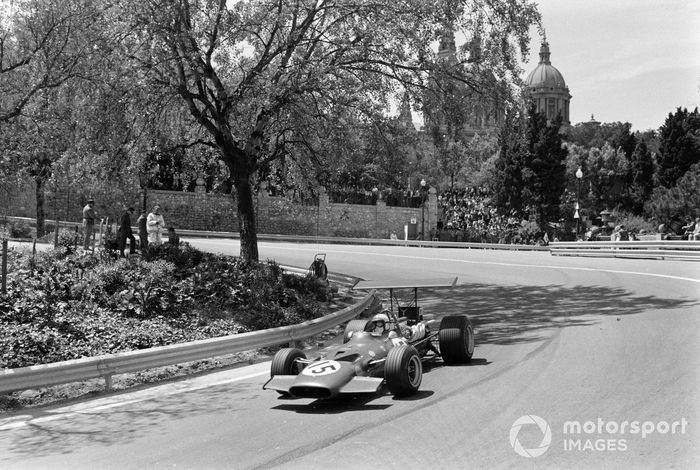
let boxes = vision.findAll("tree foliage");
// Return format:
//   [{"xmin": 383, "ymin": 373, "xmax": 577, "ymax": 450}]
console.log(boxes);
[
  {"xmin": 522, "ymin": 106, "xmax": 567, "ymax": 225},
  {"xmin": 655, "ymin": 107, "xmax": 700, "ymax": 189},
  {"xmin": 492, "ymin": 105, "xmax": 567, "ymax": 228},
  {"xmin": 113, "ymin": 0, "xmax": 541, "ymax": 261},
  {"xmin": 0, "ymin": 0, "xmax": 104, "ymax": 122},
  {"xmin": 646, "ymin": 163, "xmax": 700, "ymax": 225}
]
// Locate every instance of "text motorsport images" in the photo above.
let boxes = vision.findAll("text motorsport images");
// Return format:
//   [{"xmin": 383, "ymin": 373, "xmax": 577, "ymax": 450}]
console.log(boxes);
[{"xmin": 509, "ymin": 415, "xmax": 689, "ymax": 457}]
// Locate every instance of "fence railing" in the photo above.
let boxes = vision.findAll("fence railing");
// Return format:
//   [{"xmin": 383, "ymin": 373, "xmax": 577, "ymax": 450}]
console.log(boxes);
[
  {"xmin": 0, "ymin": 290, "xmax": 377, "ymax": 394},
  {"xmin": 549, "ymin": 240, "xmax": 700, "ymax": 260}
]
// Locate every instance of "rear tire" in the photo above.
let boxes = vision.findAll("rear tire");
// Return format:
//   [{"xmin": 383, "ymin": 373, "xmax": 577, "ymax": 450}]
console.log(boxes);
[
  {"xmin": 385, "ymin": 345, "xmax": 422, "ymax": 397},
  {"xmin": 438, "ymin": 315, "xmax": 474, "ymax": 364},
  {"xmin": 343, "ymin": 319, "xmax": 372, "ymax": 343},
  {"xmin": 270, "ymin": 348, "xmax": 306, "ymax": 376}
]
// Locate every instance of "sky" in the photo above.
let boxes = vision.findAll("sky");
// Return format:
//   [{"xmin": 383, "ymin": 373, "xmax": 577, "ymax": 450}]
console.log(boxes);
[{"xmin": 523, "ymin": 0, "xmax": 700, "ymax": 131}]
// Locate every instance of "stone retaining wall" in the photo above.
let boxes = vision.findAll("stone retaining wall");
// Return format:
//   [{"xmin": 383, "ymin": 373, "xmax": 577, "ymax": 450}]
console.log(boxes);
[{"xmin": 1, "ymin": 180, "xmax": 438, "ymax": 239}]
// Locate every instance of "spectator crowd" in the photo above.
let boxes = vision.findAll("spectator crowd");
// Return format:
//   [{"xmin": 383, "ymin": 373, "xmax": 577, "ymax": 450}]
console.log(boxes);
[{"xmin": 436, "ymin": 187, "xmax": 539, "ymax": 244}]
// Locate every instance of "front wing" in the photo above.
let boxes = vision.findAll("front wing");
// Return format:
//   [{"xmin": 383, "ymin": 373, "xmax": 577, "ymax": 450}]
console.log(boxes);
[{"xmin": 264, "ymin": 375, "xmax": 384, "ymax": 397}]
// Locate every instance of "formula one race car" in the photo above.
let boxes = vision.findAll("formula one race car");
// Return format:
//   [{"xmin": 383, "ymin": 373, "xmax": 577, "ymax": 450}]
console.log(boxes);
[{"xmin": 263, "ymin": 277, "xmax": 474, "ymax": 399}]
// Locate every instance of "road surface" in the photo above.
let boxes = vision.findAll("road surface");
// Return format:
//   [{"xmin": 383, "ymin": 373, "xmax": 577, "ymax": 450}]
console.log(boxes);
[{"xmin": 0, "ymin": 240, "xmax": 698, "ymax": 469}]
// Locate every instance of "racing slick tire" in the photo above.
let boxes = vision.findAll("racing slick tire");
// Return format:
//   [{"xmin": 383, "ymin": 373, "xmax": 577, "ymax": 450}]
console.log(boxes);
[
  {"xmin": 343, "ymin": 319, "xmax": 372, "ymax": 343},
  {"xmin": 385, "ymin": 345, "xmax": 423, "ymax": 397},
  {"xmin": 438, "ymin": 315, "xmax": 475, "ymax": 364},
  {"xmin": 270, "ymin": 348, "xmax": 306, "ymax": 376}
]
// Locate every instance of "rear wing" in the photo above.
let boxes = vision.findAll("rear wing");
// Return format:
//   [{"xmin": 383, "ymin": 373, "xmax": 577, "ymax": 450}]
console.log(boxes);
[{"xmin": 353, "ymin": 277, "xmax": 458, "ymax": 325}]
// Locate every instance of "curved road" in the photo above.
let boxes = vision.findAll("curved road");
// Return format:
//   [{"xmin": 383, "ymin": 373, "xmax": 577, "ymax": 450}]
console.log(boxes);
[{"xmin": 1, "ymin": 241, "xmax": 698, "ymax": 469}]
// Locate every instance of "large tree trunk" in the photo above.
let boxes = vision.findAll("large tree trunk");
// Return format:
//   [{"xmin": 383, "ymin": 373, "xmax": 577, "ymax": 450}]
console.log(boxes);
[
  {"xmin": 234, "ymin": 176, "xmax": 259, "ymax": 262},
  {"xmin": 35, "ymin": 176, "xmax": 46, "ymax": 238}
]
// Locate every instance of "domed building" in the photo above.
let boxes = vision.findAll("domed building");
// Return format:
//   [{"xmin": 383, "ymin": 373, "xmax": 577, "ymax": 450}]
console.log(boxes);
[{"xmin": 525, "ymin": 41, "xmax": 571, "ymax": 125}]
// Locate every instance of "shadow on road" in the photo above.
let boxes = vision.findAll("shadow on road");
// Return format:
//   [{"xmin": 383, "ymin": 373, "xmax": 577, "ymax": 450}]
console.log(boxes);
[{"xmin": 401, "ymin": 282, "xmax": 698, "ymax": 345}]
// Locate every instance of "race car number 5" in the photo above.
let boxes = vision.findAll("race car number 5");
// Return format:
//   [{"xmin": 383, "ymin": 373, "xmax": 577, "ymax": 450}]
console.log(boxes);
[{"xmin": 302, "ymin": 360, "xmax": 341, "ymax": 376}]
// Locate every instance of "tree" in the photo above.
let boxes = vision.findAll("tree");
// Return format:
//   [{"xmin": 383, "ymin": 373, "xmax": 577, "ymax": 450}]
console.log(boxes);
[
  {"xmin": 492, "ymin": 106, "xmax": 527, "ymax": 214},
  {"xmin": 117, "ymin": 0, "xmax": 541, "ymax": 261},
  {"xmin": 624, "ymin": 140, "xmax": 655, "ymax": 214},
  {"xmin": 565, "ymin": 121, "xmax": 636, "ymax": 158},
  {"xmin": 646, "ymin": 163, "xmax": 700, "ymax": 225},
  {"xmin": 1, "ymin": 0, "xmax": 119, "ymax": 234},
  {"xmin": 655, "ymin": 107, "xmax": 700, "ymax": 188},
  {"xmin": 584, "ymin": 143, "xmax": 629, "ymax": 214},
  {"xmin": 521, "ymin": 106, "xmax": 567, "ymax": 227},
  {"xmin": 0, "ymin": 0, "xmax": 102, "ymax": 122}
]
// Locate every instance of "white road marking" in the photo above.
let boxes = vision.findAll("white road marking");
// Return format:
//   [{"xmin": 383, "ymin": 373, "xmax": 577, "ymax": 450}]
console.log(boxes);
[{"xmin": 250, "ymin": 243, "xmax": 700, "ymax": 285}]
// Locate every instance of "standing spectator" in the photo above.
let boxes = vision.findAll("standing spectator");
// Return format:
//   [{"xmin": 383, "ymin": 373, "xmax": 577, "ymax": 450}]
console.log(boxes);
[
  {"xmin": 692, "ymin": 218, "xmax": 700, "ymax": 241},
  {"xmin": 82, "ymin": 198, "xmax": 97, "ymax": 250},
  {"xmin": 118, "ymin": 206, "xmax": 136, "ymax": 257},
  {"xmin": 147, "ymin": 205, "xmax": 165, "ymax": 245},
  {"xmin": 137, "ymin": 211, "xmax": 148, "ymax": 251},
  {"xmin": 681, "ymin": 219, "xmax": 695, "ymax": 239}
]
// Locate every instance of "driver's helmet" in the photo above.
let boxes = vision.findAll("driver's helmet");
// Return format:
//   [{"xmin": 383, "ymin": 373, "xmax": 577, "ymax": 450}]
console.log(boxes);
[{"xmin": 371, "ymin": 313, "xmax": 390, "ymax": 335}]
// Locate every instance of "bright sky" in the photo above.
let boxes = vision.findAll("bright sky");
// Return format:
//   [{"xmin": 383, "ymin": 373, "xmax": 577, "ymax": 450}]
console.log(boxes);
[{"xmin": 523, "ymin": 0, "xmax": 700, "ymax": 131}]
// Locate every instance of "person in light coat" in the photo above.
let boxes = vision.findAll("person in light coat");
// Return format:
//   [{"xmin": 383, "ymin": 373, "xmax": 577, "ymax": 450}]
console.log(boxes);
[{"xmin": 146, "ymin": 205, "xmax": 165, "ymax": 245}]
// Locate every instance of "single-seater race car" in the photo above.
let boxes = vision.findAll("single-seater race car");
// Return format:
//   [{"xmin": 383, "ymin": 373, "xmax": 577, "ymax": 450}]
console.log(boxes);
[{"xmin": 263, "ymin": 277, "xmax": 475, "ymax": 399}]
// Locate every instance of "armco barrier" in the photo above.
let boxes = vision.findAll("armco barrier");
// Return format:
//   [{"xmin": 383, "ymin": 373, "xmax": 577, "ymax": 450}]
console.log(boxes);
[
  {"xmin": 549, "ymin": 240, "xmax": 700, "ymax": 260},
  {"xmin": 0, "ymin": 290, "xmax": 377, "ymax": 394}
]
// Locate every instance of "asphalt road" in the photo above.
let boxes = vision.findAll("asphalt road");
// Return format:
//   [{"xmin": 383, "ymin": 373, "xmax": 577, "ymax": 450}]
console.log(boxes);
[{"xmin": 1, "ymin": 240, "xmax": 698, "ymax": 469}]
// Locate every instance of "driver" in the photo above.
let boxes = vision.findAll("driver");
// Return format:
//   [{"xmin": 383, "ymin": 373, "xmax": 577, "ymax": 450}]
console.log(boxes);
[{"xmin": 370, "ymin": 313, "xmax": 390, "ymax": 336}]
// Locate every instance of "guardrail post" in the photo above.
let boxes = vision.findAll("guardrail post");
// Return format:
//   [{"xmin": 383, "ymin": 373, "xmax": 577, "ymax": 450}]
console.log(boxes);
[{"xmin": 104, "ymin": 374, "xmax": 113, "ymax": 391}]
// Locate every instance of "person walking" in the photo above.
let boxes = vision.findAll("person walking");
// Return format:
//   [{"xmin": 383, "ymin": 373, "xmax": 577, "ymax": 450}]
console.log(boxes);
[
  {"xmin": 118, "ymin": 206, "xmax": 136, "ymax": 257},
  {"xmin": 146, "ymin": 205, "xmax": 165, "ymax": 245},
  {"xmin": 82, "ymin": 198, "xmax": 97, "ymax": 250}
]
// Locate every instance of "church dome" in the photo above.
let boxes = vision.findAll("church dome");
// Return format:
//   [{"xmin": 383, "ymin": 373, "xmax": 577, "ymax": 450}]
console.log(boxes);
[
  {"xmin": 525, "ymin": 42, "xmax": 567, "ymax": 89},
  {"xmin": 524, "ymin": 40, "xmax": 571, "ymax": 125}
]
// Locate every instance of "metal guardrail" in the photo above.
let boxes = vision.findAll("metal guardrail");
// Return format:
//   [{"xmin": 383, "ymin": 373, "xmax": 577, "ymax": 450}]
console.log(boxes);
[
  {"xmin": 0, "ymin": 290, "xmax": 377, "ymax": 394},
  {"xmin": 179, "ymin": 230, "xmax": 549, "ymax": 251},
  {"xmin": 549, "ymin": 240, "xmax": 700, "ymax": 260}
]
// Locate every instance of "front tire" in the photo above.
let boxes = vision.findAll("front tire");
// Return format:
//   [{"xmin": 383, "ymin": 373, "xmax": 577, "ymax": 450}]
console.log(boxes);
[
  {"xmin": 270, "ymin": 348, "xmax": 306, "ymax": 376},
  {"xmin": 438, "ymin": 315, "xmax": 475, "ymax": 364},
  {"xmin": 385, "ymin": 345, "xmax": 422, "ymax": 397}
]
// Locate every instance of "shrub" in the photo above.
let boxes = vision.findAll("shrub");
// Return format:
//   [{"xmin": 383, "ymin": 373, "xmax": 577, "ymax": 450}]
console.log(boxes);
[
  {"xmin": 141, "ymin": 242, "xmax": 205, "ymax": 271},
  {"xmin": 8, "ymin": 221, "xmax": 32, "ymax": 239},
  {"xmin": 0, "ymin": 243, "xmax": 335, "ymax": 368}
]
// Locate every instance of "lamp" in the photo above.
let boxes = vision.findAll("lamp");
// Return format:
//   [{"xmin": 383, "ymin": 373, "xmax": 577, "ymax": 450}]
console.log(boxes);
[{"xmin": 575, "ymin": 167, "xmax": 583, "ymax": 239}]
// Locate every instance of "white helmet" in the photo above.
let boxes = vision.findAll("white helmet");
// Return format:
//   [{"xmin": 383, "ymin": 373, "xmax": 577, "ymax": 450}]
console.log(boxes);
[{"xmin": 371, "ymin": 313, "xmax": 390, "ymax": 334}]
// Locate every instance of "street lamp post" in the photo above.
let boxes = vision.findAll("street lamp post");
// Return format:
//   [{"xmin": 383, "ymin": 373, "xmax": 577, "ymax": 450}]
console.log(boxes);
[
  {"xmin": 420, "ymin": 178, "xmax": 427, "ymax": 240},
  {"xmin": 575, "ymin": 167, "xmax": 583, "ymax": 239}
]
